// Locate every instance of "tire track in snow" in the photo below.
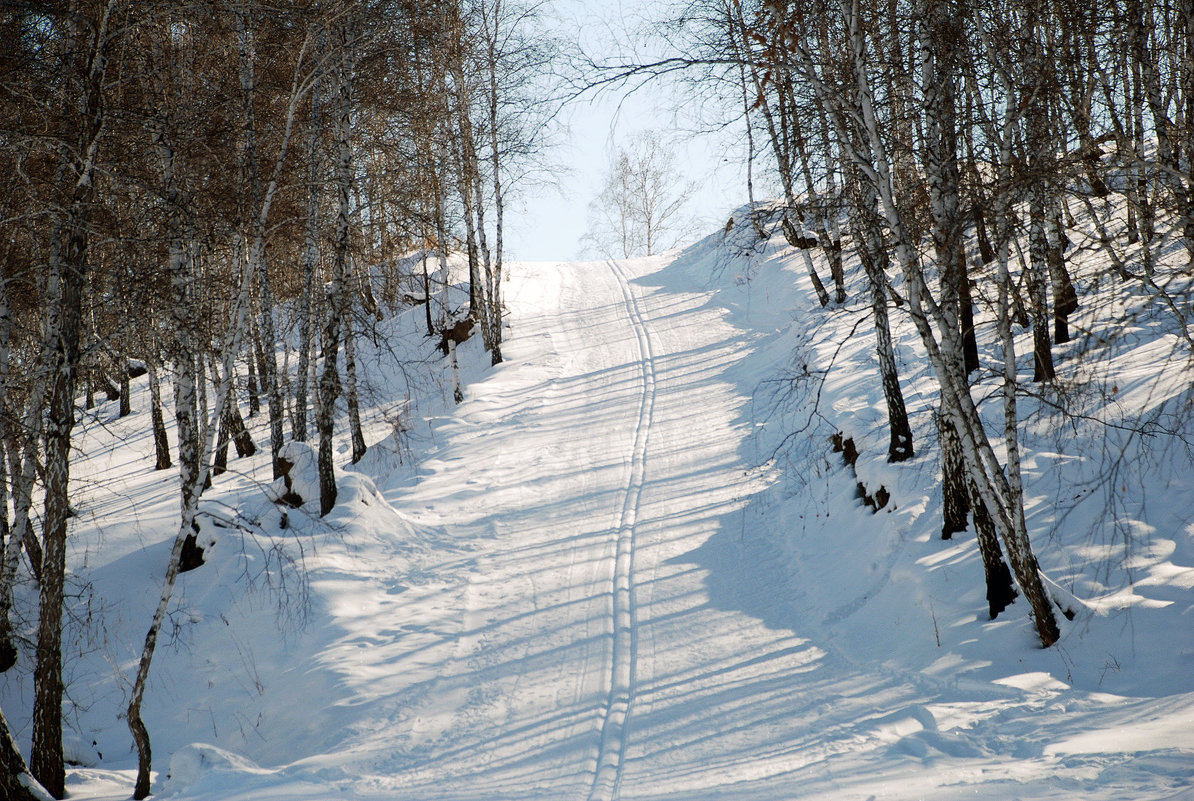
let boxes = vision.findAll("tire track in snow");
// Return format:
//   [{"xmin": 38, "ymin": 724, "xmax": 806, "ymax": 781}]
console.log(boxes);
[{"xmin": 588, "ymin": 260, "xmax": 655, "ymax": 801}]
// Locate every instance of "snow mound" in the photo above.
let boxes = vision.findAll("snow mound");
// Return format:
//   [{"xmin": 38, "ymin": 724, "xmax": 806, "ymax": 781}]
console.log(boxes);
[{"xmin": 162, "ymin": 744, "xmax": 273, "ymax": 796}]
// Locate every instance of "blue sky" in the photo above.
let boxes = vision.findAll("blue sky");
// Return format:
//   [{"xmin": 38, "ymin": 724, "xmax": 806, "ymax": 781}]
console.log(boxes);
[{"xmin": 503, "ymin": 0, "xmax": 752, "ymax": 262}]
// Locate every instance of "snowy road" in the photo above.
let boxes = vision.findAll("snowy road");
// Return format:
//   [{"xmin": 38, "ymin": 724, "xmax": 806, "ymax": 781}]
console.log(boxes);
[
  {"xmin": 214, "ymin": 251, "xmax": 1194, "ymax": 801},
  {"xmin": 350, "ymin": 256, "xmax": 806, "ymax": 799},
  {"xmin": 38, "ymin": 246, "xmax": 1194, "ymax": 801}
]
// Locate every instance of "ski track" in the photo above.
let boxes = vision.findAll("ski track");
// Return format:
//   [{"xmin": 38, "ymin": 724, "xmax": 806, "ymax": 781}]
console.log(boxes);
[
  {"xmin": 356, "ymin": 254, "xmax": 784, "ymax": 800},
  {"xmin": 38, "ymin": 245, "xmax": 1194, "ymax": 801},
  {"xmin": 588, "ymin": 259, "xmax": 653, "ymax": 801},
  {"xmin": 232, "ymin": 251, "xmax": 1194, "ymax": 801}
]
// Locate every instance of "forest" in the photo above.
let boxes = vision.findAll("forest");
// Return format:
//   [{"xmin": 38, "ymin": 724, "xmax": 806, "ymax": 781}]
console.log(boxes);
[
  {"xmin": 664, "ymin": 0, "xmax": 1194, "ymax": 645},
  {"xmin": 2, "ymin": 0, "xmax": 1193, "ymax": 798},
  {"xmin": 0, "ymin": 1, "xmax": 549, "ymax": 797}
]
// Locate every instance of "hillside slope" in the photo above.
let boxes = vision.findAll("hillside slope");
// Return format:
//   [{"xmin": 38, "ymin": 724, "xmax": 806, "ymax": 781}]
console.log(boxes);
[{"xmin": 2, "ymin": 221, "xmax": 1193, "ymax": 800}]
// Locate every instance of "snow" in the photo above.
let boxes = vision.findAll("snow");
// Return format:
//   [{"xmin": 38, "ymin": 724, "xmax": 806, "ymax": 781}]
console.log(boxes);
[{"xmin": 2, "ymin": 214, "xmax": 1194, "ymax": 800}]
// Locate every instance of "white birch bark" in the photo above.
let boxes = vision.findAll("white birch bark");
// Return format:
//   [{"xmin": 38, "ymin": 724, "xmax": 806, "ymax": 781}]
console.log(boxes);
[
  {"xmin": 294, "ymin": 34, "xmax": 325, "ymax": 444},
  {"xmin": 33, "ymin": 4, "xmax": 116, "ymax": 791},
  {"xmin": 236, "ymin": 12, "xmax": 316, "ymax": 478},
  {"xmin": 127, "ymin": 254, "xmax": 253, "ymax": 800},
  {"xmin": 778, "ymin": 0, "xmax": 1060, "ymax": 645}
]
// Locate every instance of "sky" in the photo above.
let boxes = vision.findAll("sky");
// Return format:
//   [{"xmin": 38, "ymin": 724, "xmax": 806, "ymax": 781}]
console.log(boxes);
[{"xmin": 503, "ymin": 0, "xmax": 754, "ymax": 262}]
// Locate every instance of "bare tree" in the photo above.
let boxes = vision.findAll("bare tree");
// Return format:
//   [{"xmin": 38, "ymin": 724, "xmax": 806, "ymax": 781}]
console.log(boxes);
[
  {"xmin": 0, "ymin": 1, "xmax": 555, "ymax": 789},
  {"xmin": 759, "ymin": 0, "xmax": 1062, "ymax": 646},
  {"xmin": 582, "ymin": 130, "xmax": 698, "ymax": 259},
  {"xmin": 27, "ymin": 4, "xmax": 121, "ymax": 794}
]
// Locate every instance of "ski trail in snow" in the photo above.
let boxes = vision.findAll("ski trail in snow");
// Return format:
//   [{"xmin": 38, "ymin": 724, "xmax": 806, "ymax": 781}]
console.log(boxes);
[{"xmin": 588, "ymin": 260, "xmax": 654, "ymax": 801}]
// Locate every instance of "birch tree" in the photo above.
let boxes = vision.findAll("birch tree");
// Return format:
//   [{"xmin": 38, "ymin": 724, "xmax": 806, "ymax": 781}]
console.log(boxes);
[
  {"xmin": 319, "ymin": 11, "xmax": 361, "ymax": 515},
  {"xmin": 28, "ymin": 4, "xmax": 121, "ymax": 794},
  {"xmin": 582, "ymin": 131, "xmax": 697, "ymax": 259},
  {"xmin": 762, "ymin": 0, "xmax": 1062, "ymax": 645}
]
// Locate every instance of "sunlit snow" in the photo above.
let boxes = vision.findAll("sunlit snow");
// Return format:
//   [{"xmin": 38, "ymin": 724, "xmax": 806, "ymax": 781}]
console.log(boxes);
[{"xmin": 3, "ymin": 214, "xmax": 1193, "ymax": 801}]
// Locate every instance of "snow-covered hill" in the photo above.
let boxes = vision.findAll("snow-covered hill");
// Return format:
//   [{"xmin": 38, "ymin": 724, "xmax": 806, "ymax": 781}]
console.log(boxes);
[{"xmin": 3, "ymin": 216, "xmax": 1193, "ymax": 800}]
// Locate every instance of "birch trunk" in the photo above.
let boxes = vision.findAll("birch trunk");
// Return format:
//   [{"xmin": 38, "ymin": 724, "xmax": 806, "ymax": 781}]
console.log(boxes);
[
  {"xmin": 146, "ymin": 355, "xmax": 172, "ymax": 470},
  {"xmin": 1128, "ymin": 0, "xmax": 1194, "ymax": 263},
  {"xmin": 0, "ymin": 276, "xmax": 11, "ymax": 551},
  {"xmin": 1179, "ymin": 0, "xmax": 1194, "ymax": 259},
  {"xmin": 0, "ymin": 704, "xmax": 51, "ymax": 800},
  {"xmin": 333, "ymin": 19, "xmax": 364, "ymax": 463},
  {"xmin": 317, "ymin": 289, "xmax": 340, "ymax": 514},
  {"xmin": 236, "ymin": 13, "xmax": 313, "ymax": 477},
  {"xmin": 32, "ymin": 3, "xmax": 115, "ymax": 790},
  {"xmin": 937, "ymin": 407, "xmax": 969, "ymax": 539},
  {"xmin": 1023, "ymin": 36, "xmax": 1056, "ymax": 382},
  {"xmin": 345, "ymin": 309, "xmax": 367, "ymax": 464},
  {"xmin": 848, "ymin": 193, "xmax": 915, "ymax": 463},
  {"xmin": 0, "ymin": 391, "xmax": 45, "ymax": 672},
  {"xmin": 33, "ymin": 233, "xmax": 85, "ymax": 799},
  {"xmin": 127, "ymin": 248, "xmax": 252, "ymax": 800},
  {"xmin": 969, "ymin": 477, "xmax": 1017, "ymax": 619},
  {"xmin": 918, "ymin": 0, "xmax": 977, "ymax": 374},
  {"xmin": 294, "ymin": 43, "xmax": 324, "ymax": 444},
  {"xmin": 919, "ymin": 0, "xmax": 974, "ymax": 537},
  {"xmin": 750, "ymin": 57, "xmax": 831, "ymax": 307},
  {"xmin": 119, "ymin": 359, "xmax": 131, "ymax": 417},
  {"xmin": 784, "ymin": 0, "xmax": 1061, "ymax": 645},
  {"xmin": 319, "ymin": 17, "xmax": 359, "ymax": 512}
]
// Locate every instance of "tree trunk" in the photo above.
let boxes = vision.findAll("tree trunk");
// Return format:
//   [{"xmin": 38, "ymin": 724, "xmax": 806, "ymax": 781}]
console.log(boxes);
[
  {"xmin": 228, "ymin": 388, "xmax": 256, "ymax": 459},
  {"xmin": 1129, "ymin": 0, "xmax": 1194, "ymax": 263},
  {"xmin": 195, "ymin": 336, "xmax": 209, "ymax": 470},
  {"xmin": 0, "ymin": 438, "xmax": 7, "ymax": 555},
  {"xmin": 0, "ymin": 276, "xmax": 11, "ymax": 552},
  {"xmin": 848, "ymin": 172, "xmax": 914, "ymax": 463},
  {"xmin": 449, "ymin": 337, "xmax": 463, "ymax": 405},
  {"xmin": 29, "ymin": 2, "xmax": 117, "ymax": 787},
  {"xmin": 147, "ymin": 357, "xmax": 172, "ymax": 470},
  {"xmin": 863, "ymin": 247, "xmax": 914, "ymax": 464},
  {"xmin": 344, "ymin": 309, "xmax": 367, "ymax": 464},
  {"xmin": 969, "ymin": 479, "xmax": 1017, "ymax": 619},
  {"xmin": 783, "ymin": 218, "xmax": 831, "ymax": 307},
  {"xmin": 319, "ymin": 18, "xmax": 358, "ymax": 514},
  {"xmin": 251, "ymin": 237, "xmax": 285, "ymax": 478},
  {"xmin": 295, "ymin": 37, "xmax": 324, "ymax": 444},
  {"xmin": 989, "ymin": 51, "xmax": 1062, "ymax": 645},
  {"xmin": 127, "ymin": 230, "xmax": 251, "ymax": 800},
  {"xmin": 318, "ymin": 309, "xmax": 340, "ymax": 517},
  {"xmin": 1182, "ymin": 0, "xmax": 1194, "ymax": 262},
  {"xmin": 422, "ymin": 250, "xmax": 435, "ymax": 338},
  {"xmin": 119, "ymin": 359, "xmax": 131, "ymax": 417},
  {"xmin": 1023, "ymin": 39, "xmax": 1056, "ymax": 382},
  {"xmin": 1047, "ymin": 214, "xmax": 1078, "ymax": 344},
  {"xmin": 751, "ymin": 57, "xmax": 832, "ymax": 309},
  {"xmin": 918, "ymin": 0, "xmax": 978, "ymax": 375},
  {"xmin": 0, "ymin": 393, "xmax": 45, "ymax": 672},
  {"xmin": 805, "ymin": 0, "xmax": 1061, "ymax": 645},
  {"xmin": 235, "ymin": 10, "xmax": 307, "ymax": 478},
  {"xmin": 0, "ymin": 705, "xmax": 52, "ymax": 801},
  {"xmin": 245, "ymin": 313, "xmax": 260, "ymax": 417},
  {"xmin": 213, "ymin": 409, "xmax": 230, "ymax": 477},
  {"xmin": 449, "ymin": 31, "xmax": 486, "ymax": 325},
  {"xmin": 1027, "ymin": 195, "xmax": 1056, "ymax": 381},
  {"xmin": 938, "ymin": 408, "xmax": 969, "ymax": 539},
  {"xmin": 963, "ymin": 137, "xmax": 997, "ymax": 265},
  {"xmin": 34, "ymin": 212, "xmax": 90, "ymax": 800}
]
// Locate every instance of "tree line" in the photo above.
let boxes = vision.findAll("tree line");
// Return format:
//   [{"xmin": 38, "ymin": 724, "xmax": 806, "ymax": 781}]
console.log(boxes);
[
  {"xmin": 0, "ymin": 1, "xmax": 551, "ymax": 798},
  {"xmin": 654, "ymin": 0, "xmax": 1194, "ymax": 648}
]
